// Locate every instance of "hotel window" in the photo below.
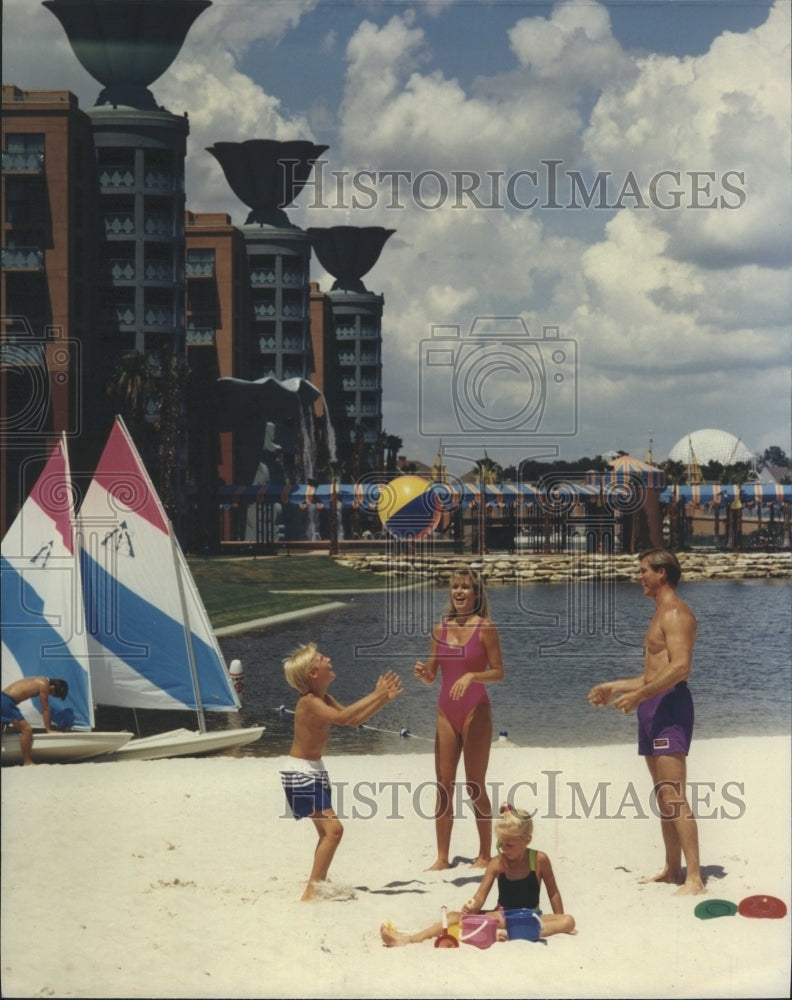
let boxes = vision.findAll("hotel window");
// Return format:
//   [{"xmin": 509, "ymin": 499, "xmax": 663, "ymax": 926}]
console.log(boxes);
[
  {"xmin": 3, "ymin": 133, "xmax": 45, "ymax": 171},
  {"xmin": 186, "ymin": 247, "xmax": 215, "ymax": 277}
]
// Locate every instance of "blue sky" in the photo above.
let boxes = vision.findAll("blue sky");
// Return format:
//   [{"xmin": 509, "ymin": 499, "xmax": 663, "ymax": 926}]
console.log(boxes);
[
  {"xmin": 243, "ymin": 1, "xmax": 777, "ymax": 142},
  {"xmin": 3, "ymin": 0, "xmax": 789, "ymax": 474}
]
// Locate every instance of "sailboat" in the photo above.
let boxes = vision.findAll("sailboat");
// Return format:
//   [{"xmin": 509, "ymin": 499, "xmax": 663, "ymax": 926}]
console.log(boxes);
[
  {"xmin": 1, "ymin": 436, "xmax": 133, "ymax": 765},
  {"xmin": 78, "ymin": 417, "xmax": 264, "ymax": 760}
]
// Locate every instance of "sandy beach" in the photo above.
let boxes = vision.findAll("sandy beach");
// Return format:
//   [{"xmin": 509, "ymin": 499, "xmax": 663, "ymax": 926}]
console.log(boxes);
[{"xmin": 1, "ymin": 735, "xmax": 789, "ymax": 999}]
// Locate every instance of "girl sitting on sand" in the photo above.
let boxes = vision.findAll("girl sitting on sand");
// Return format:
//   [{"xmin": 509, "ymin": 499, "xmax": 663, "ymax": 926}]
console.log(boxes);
[{"xmin": 380, "ymin": 804, "xmax": 576, "ymax": 946}]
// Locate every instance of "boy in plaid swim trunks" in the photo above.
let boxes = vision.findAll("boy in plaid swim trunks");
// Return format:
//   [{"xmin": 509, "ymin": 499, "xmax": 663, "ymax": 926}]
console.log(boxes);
[{"xmin": 280, "ymin": 643, "xmax": 403, "ymax": 900}]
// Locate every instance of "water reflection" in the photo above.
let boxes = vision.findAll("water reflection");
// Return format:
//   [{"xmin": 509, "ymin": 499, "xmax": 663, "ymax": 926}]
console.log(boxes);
[{"xmin": 221, "ymin": 578, "xmax": 791, "ymax": 757}]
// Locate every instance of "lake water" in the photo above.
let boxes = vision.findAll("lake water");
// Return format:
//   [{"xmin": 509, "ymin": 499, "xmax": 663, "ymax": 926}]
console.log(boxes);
[{"xmin": 217, "ymin": 577, "xmax": 792, "ymax": 757}]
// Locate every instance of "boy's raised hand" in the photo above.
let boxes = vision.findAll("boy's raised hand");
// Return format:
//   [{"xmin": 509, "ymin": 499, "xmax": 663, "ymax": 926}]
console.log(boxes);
[{"xmin": 377, "ymin": 670, "xmax": 404, "ymax": 700}]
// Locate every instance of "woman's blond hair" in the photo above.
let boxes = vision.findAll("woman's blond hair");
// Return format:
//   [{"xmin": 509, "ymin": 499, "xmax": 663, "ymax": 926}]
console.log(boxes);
[{"xmin": 443, "ymin": 565, "xmax": 490, "ymax": 620}]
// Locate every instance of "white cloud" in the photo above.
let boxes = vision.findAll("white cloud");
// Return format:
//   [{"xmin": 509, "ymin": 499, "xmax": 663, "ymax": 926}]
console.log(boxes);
[
  {"xmin": 156, "ymin": 53, "xmax": 315, "ymax": 220},
  {"xmin": 2, "ymin": 0, "xmax": 320, "ymax": 222},
  {"xmin": 2, "ymin": 0, "xmax": 98, "ymax": 105},
  {"xmin": 327, "ymin": 3, "xmax": 790, "ymax": 462},
  {"xmin": 321, "ymin": 29, "xmax": 338, "ymax": 54},
  {"xmin": 186, "ymin": 0, "xmax": 320, "ymax": 58},
  {"xmin": 584, "ymin": 1, "xmax": 791, "ymax": 269},
  {"xmin": 508, "ymin": 0, "xmax": 632, "ymax": 88},
  {"xmin": 2, "ymin": 0, "xmax": 789, "ymax": 464}
]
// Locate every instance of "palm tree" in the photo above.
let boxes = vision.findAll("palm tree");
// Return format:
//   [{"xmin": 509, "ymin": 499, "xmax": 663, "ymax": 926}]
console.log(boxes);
[
  {"xmin": 155, "ymin": 350, "xmax": 188, "ymax": 524},
  {"xmin": 371, "ymin": 430, "xmax": 389, "ymax": 471},
  {"xmin": 385, "ymin": 434, "xmax": 403, "ymax": 472},
  {"xmin": 470, "ymin": 456, "xmax": 502, "ymax": 555},
  {"xmin": 661, "ymin": 460, "xmax": 687, "ymax": 550},
  {"xmin": 106, "ymin": 352, "xmax": 155, "ymax": 444},
  {"xmin": 473, "ymin": 455, "xmax": 503, "ymax": 485},
  {"xmin": 722, "ymin": 462, "xmax": 751, "ymax": 551}
]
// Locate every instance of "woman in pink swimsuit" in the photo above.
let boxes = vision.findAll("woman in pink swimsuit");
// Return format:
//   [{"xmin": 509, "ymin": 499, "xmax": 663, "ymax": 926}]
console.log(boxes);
[{"xmin": 415, "ymin": 566, "xmax": 505, "ymax": 870}]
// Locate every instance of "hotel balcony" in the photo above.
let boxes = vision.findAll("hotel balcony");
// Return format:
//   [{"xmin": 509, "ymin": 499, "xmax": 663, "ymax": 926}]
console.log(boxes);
[
  {"xmin": 1, "ymin": 151, "xmax": 45, "ymax": 173},
  {"xmin": 143, "ymin": 214, "xmax": 174, "ymax": 238},
  {"xmin": 282, "ymin": 267, "xmax": 304, "ymax": 285},
  {"xmin": 144, "ymin": 259, "xmax": 174, "ymax": 282},
  {"xmin": 105, "ymin": 212, "xmax": 135, "ymax": 236},
  {"xmin": 185, "ymin": 259, "xmax": 215, "ymax": 278},
  {"xmin": 116, "ymin": 305, "xmax": 136, "ymax": 326},
  {"xmin": 99, "ymin": 166, "xmax": 135, "ymax": 190},
  {"xmin": 144, "ymin": 169, "xmax": 182, "ymax": 193},
  {"xmin": 1, "ymin": 247, "xmax": 44, "ymax": 271},
  {"xmin": 250, "ymin": 266, "xmax": 276, "ymax": 285},
  {"xmin": 253, "ymin": 301, "xmax": 276, "ymax": 320},
  {"xmin": 110, "ymin": 257, "xmax": 136, "ymax": 280},
  {"xmin": 186, "ymin": 327, "xmax": 216, "ymax": 345},
  {"xmin": 144, "ymin": 307, "xmax": 175, "ymax": 328}
]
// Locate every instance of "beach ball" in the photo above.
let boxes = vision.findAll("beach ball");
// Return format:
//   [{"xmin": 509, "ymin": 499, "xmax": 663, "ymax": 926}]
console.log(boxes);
[{"xmin": 378, "ymin": 476, "xmax": 441, "ymax": 541}]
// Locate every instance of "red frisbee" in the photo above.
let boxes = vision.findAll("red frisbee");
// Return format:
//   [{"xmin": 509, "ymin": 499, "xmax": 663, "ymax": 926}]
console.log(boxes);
[{"xmin": 738, "ymin": 895, "xmax": 787, "ymax": 919}]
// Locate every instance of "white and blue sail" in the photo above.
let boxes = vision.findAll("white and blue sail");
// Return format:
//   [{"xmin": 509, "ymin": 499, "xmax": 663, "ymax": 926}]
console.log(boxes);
[
  {"xmin": 79, "ymin": 418, "xmax": 240, "ymax": 718},
  {"xmin": 1, "ymin": 436, "xmax": 94, "ymax": 729}
]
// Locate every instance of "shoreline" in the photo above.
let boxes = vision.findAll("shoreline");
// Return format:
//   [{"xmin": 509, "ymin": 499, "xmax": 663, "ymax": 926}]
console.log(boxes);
[
  {"xmin": 334, "ymin": 550, "xmax": 792, "ymax": 585},
  {"xmin": 1, "ymin": 734, "xmax": 789, "ymax": 999},
  {"xmin": 212, "ymin": 554, "xmax": 790, "ymax": 636}
]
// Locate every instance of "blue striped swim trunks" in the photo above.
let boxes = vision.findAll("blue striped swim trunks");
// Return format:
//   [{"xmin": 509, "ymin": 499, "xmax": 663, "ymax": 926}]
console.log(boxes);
[{"xmin": 280, "ymin": 757, "xmax": 332, "ymax": 819}]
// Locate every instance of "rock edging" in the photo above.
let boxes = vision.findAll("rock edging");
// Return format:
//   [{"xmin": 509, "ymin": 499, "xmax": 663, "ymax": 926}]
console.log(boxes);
[{"xmin": 332, "ymin": 551, "xmax": 791, "ymax": 584}]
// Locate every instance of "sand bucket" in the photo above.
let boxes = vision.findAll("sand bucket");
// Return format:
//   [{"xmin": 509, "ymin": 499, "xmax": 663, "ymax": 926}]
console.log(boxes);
[
  {"xmin": 504, "ymin": 908, "xmax": 542, "ymax": 942},
  {"xmin": 460, "ymin": 913, "xmax": 499, "ymax": 949}
]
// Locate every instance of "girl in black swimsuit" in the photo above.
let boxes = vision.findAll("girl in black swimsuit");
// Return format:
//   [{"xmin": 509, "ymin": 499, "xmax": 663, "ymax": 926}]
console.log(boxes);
[{"xmin": 380, "ymin": 804, "xmax": 576, "ymax": 946}]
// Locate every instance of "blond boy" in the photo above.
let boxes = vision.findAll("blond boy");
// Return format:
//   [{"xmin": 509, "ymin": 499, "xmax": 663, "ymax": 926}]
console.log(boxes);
[{"xmin": 281, "ymin": 643, "xmax": 403, "ymax": 900}]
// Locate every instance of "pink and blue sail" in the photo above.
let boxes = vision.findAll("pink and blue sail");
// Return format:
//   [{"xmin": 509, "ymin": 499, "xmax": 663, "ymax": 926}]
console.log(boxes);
[
  {"xmin": 79, "ymin": 419, "xmax": 239, "ymax": 714},
  {"xmin": 1, "ymin": 437, "xmax": 94, "ymax": 728}
]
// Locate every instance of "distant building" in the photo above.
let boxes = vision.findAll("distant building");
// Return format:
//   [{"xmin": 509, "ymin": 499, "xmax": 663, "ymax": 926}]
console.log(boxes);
[
  {"xmin": 667, "ymin": 428, "xmax": 755, "ymax": 482},
  {"xmin": 1, "ymin": 85, "xmax": 393, "ymax": 541},
  {"xmin": 1, "ymin": 86, "xmax": 103, "ymax": 529},
  {"xmin": 2, "ymin": 2, "xmax": 398, "ymax": 542}
]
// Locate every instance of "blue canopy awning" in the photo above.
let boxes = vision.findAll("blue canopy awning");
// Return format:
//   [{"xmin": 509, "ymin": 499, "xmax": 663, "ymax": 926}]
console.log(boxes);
[
  {"xmin": 659, "ymin": 484, "xmax": 792, "ymax": 505},
  {"xmin": 218, "ymin": 480, "xmax": 791, "ymax": 510}
]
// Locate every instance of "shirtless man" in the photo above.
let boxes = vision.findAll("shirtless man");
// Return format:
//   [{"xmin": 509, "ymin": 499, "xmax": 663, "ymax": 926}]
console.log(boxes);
[
  {"xmin": 1, "ymin": 676, "xmax": 69, "ymax": 766},
  {"xmin": 588, "ymin": 549, "xmax": 705, "ymax": 896},
  {"xmin": 280, "ymin": 644, "xmax": 403, "ymax": 900}
]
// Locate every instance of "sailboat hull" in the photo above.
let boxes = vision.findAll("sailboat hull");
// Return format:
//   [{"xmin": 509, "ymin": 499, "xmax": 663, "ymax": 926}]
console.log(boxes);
[
  {"xmin": 106, "ymin": 724, "xmax": 265, "ymax": 761},
  {"xmin": 1, "ymin": 730, "xmax": 133, "ymax": 766}
]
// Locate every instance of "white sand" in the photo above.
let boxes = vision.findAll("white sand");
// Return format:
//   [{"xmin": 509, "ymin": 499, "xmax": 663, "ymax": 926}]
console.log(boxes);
[{"xmin": 1, "ymin": 735, "xmax": 789, "ymax": 999}]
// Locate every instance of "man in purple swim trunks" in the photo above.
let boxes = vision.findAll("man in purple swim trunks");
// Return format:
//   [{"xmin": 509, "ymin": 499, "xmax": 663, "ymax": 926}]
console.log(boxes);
[{"xmin": 588, "ymin": 549, "xmax": 705, "ymax": 896}]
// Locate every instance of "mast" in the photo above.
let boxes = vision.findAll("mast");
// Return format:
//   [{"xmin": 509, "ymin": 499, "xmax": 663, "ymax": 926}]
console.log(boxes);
[{"xmin": 169, "ymin": 521, "xmax": 207, "ymax": 732}]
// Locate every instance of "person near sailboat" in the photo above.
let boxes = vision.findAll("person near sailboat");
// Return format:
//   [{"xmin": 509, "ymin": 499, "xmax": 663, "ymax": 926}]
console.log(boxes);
[
  {"xmin": 2, "ymin": 677, "xmax": 69, "ymax": 766},
  {"xmin": 281, "ymin": 643, "xmax": 403, "ymax": 901}
]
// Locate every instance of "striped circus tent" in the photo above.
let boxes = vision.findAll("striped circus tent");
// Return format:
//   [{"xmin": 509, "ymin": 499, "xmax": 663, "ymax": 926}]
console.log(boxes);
[
  {"xmin": 453, "ymin": 482, "xmax": 542, "ymax": 509},
  {"xmin": 604, "ymin": 454, "xmax": 666, "ymax": 489}
]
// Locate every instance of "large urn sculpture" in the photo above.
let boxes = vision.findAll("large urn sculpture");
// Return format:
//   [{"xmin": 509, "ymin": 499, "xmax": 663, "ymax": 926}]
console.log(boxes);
[
  {"xmin": 43, "ymin": 0, "xmax": 211, "ymax": 109},
  {"xmin": 207, "ymin": 140, "xmax": 329, "ymax": 227},
  {"xmin": 307, "ymin": 226, "xmax": 395, "ymax": 293}
]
